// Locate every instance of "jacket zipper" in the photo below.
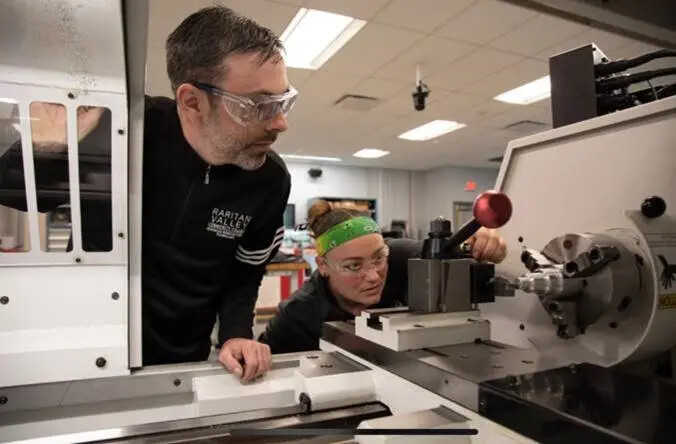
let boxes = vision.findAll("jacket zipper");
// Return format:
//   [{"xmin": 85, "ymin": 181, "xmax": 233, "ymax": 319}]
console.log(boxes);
[{"xmin": 204, "ymin": 165, "xmax": 211, "ymax": 185}]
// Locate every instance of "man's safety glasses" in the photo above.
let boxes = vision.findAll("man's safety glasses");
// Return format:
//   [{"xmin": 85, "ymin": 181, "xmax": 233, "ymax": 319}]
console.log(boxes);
[{"xmin": 192, "ymin": 82, "xmax": 298, "ymax": 126}]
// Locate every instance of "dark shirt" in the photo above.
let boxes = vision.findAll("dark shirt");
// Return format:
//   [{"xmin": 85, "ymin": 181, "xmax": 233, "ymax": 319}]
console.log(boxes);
[
  {"xmin": 0, "ymin": 97, "xmax": 291, "ymax": 365},
  {"xmin": 259, "ymin": 238, "xmax": 422, "ymax": 354}
]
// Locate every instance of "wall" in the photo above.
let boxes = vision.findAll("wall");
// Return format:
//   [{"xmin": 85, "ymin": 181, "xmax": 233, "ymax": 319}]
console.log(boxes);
[
  {"xmin": 285, "ymin": 161, "xmax": 498, "ymax": 240},
  {"xmin": 285, "ymin": 162, "xmax": 412, "ymax": 231},
  {"xmin": 412, "ymin": 166, "xmax": 499, "ymax": 238}
]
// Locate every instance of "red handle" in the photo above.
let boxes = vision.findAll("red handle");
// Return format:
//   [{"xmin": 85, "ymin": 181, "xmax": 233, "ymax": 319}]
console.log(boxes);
[{"xmin": 473, "ymin": 190, "xmax": 512, "ymax": 229}]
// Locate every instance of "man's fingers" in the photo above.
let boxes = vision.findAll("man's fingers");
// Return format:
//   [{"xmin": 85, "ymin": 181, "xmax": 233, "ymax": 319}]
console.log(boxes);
[
  {"xmin": 241, "ymin": 345, "xmax": 259, "ymax": 382},
  {"xmin": 257, "ymin": 344, "xmax": 272, "ymax": 376},
  {"xmin": 219, "ymin": 347, "xmax": 243, "ymax": 378}
]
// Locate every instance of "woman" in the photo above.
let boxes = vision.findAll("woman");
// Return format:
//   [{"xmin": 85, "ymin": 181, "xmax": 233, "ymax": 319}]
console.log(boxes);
[{"xmin": 258, "ymin": 200, "xmax": 507, "ymax": 354}]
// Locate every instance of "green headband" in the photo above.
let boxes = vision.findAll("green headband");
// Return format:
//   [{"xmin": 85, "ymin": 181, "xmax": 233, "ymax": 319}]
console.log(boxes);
[{"xmin": 316, "ymin": 217, "xmax": 380, "ymax": 256}]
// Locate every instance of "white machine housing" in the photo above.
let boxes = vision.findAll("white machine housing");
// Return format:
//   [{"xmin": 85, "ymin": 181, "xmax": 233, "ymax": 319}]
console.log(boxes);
[
  {"xmin": 0, "ymin": 0, "xmax": 133, "ymax": 387},
  {"xmin": 483, "ymin": 94, "xmax": 676, "ymax": 367}
]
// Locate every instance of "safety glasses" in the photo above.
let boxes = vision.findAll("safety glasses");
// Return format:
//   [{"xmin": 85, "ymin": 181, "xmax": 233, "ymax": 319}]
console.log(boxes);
[{"xmin": 192, "ymin": 82, "xmax": 297, "ymax": 126}]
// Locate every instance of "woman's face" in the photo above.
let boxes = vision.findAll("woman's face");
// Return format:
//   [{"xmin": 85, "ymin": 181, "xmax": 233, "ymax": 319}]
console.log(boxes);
[{"xmin": 317, "ymin": 233, "xmax": 389, "ymax": 315}]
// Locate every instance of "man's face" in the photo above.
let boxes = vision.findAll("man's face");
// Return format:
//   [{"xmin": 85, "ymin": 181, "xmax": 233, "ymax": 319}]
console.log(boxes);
[{"xmin": 203, "ymin": 52, "xmax": 290, "ymax": 170}]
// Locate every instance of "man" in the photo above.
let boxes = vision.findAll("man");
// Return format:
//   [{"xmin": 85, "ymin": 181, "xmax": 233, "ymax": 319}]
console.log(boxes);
[{"xmin": 0, "ymin": 7, "xmax": 295, "ymax": 382}]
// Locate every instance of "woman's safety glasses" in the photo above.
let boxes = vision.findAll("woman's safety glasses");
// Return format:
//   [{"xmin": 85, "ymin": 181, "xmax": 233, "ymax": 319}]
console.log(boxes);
[{"xmin": 192, "ymin": 82, "xmax": 298, "ymax": 126}]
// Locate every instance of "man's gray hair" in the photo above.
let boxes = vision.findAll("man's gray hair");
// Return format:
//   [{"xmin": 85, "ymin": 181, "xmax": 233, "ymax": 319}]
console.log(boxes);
[{"xmin": 166, "ymin": 6, "xmax": 284, "ymax": 94}]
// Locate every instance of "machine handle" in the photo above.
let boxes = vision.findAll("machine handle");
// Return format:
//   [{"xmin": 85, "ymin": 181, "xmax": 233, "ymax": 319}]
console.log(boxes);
[{"xmin": 446, "ymin": 190, "xmax": 512, "ymax": 250}]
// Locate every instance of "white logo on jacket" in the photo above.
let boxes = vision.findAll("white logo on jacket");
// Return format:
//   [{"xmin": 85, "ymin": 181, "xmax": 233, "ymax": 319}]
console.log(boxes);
[{"xmin": 207, "ymin": 208, "xmax": 252, "ymax": 239}]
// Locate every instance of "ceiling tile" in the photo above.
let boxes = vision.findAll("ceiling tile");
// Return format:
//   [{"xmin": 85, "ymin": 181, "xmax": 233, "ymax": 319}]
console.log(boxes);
[
  {"xmin": 611, "ymin": 40, "xmax": 665, "ymax": 59},
  {"xmin": 426, "ymin": 48, "xmax": 523, "ymax": 92},
  {"xmin": 488, "ymin": 14, "xmax": 586, "ymax": 57},
  {"xmin": 458, "ymin": 100, "xmax": 515, "ymax": 126},
  {"xmin": 303, "ymin": 0, "xmax": 390, "ymax": 19},
  {"xmin": 350, "ymin": 78, "xmax": 408, "ymax": 100},
  {"xmin": 147, "ymin": 0, "xmax": 300, "ymax": 48},
  {"xmin": 216, "ymin": 0, "xmax": 301, "ymax": 35},
  {"xmin": 287, "ymin": 68, "xmax": 314, "ymax": 88},
  {"xmin": 320, "ymin": 22, "xmax": 426, "ymax": 77},
  {"xmin": 463, "ymin": 58, "xmax": 548, "ymax": 97},
  {"xmin": 372, "ymin": 36, "xmax": 477, "ymax": 83},
  {"xmin": 480, "ymin": 103, "xmax": 551, "ymax": 130},
  {"xmin": 535, "ymin": 26, "xmax": 635, "ymax": 61},
  {"xmin": 267, "ymin": 0, "xmax": 304, "ymax": 5},
  {"xmin": 426, "ymin": 91, "xmax": 486, "ymax": 114},
  {"xmin": 294, "ymin": 70, "xmax": 363, "ymax": 106},
  {"xmin": 373, "ymin": 0, "xmax": 477, "ymax": 33},
  {"xmin": 435, "ymin": 0, "xmax": 537, "ymax": 45}
]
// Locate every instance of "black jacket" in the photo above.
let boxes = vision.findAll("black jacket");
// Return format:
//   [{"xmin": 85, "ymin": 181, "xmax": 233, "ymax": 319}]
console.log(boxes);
[
  {"xmin": 0, "ymin": 97, "xmax": 291, "ymax": 365},
  {"xmin": 259, "ymin": 238, "xmax": 422, "ymax": 354}
]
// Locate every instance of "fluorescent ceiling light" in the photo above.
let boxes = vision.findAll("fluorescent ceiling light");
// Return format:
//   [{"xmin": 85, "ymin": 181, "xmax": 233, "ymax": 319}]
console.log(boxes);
[
  {"xmin": 0, "ymin": 98, "xmax": 18, "ymax": 104},
  {"xmin": 398, "ymin": 120, "xmax": 466, "ymax": 141},
  {"xmin": 494, "ymin": 75, "xmax": 551, "ymax": 105},
  {"xmin": 353, "ymin": 149, "xmax": 390, "ymax": 159},
  {"xmin": 280, "ymin": 8, "xmax": 366, "ymax": 70},
  {"xmin": 281, "ymin": 154, "xmax": 341, "ymax": 162}
]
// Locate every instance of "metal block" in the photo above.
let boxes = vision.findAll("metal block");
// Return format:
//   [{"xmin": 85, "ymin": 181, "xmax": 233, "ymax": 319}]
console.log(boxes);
[
  {"xmin": 442, "ymin": 259, "xmax": 473, "ymax": 312},
  {"xmin": 408, "ymin": 259, "xmax": 442, "ymax": 313},
  {"xmin": 356, "ymin": 310, "xmax": 490, "ymax": 351}
]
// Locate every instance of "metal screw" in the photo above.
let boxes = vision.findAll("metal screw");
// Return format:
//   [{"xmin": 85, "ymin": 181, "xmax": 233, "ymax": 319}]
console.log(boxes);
[
  {"xmin": 0, "ymin": 396, "xmax": 7, "ymax": 405},
  {"xmin": 299, "ymin": 392, "xmax": 311, "ymax": 413},
  {"xmin": 67, "ymin": 92, "xmax": 75, "ymax": 99},
  {"xmin": 0, "ymin": 296, "xmax": 8, "ymax": 305},
  {"xmin": 519, "ymin": 323, "xmax": 525, "ymax": 330},
  {"xmin": 95, "ymin": 357, "xmax": 107, "ymax": 368},
  {"xmin": 111, "ymin": 292, "xmax": 119, "ymax": 301},
  {"xmin": 173, "ymin": 378, "xmax": 181, "ymax": 387},
  {"xmin": 518, "ymin": 236, "xmax": 524, "ymax": 243},
  {"xmin": 118, "ymin": 232, "xmax": 125, "ymax": 239},
  {"xmin": 75, "ymin": 257, "xmax": 82, "ymax": 263},
  {"xmin": 117, "ymin": 129, "xmax": 125, "ymax": 135},
  {"xmin": 618, "ymin": 296, "xmax": 631, "ymax": 312}
]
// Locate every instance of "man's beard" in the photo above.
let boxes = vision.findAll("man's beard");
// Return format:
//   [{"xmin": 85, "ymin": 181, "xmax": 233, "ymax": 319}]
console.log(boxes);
[{"xmin": 204, "ymin": 119, "xmax": 271, "ymax": 171}]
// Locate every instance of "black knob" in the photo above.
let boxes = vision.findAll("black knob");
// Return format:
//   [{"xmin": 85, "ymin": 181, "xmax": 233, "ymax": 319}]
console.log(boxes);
[
  {"xmin": 641, "ymin": 196, "xmax": 666, "ymax": 218},
  {"xmin": 95, "ymin": 357, "xmax": 107, "ymax": 368},
  {"xmin": 429, "ymin": 217, "xmax": 451, "ymax": 238}
]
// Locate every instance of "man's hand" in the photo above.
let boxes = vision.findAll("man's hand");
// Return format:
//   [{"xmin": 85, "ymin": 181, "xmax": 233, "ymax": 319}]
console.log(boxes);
[
  {"xmin": 29, "ymin": 103, "xmax": 104, "ymax": 152},
  {"xmin": 468, "ymin": 227, "xmax": 507, "ymax": 263},
  {"xmin": 218, "ymin": 338, "xmax": 272, "ymax": 383}
]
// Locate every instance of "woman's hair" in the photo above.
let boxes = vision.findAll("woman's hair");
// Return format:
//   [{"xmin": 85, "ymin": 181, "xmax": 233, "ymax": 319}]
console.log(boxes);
[{"xmin": 307, "ymin": 200, "xmax": 367, "ymax": 236}]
